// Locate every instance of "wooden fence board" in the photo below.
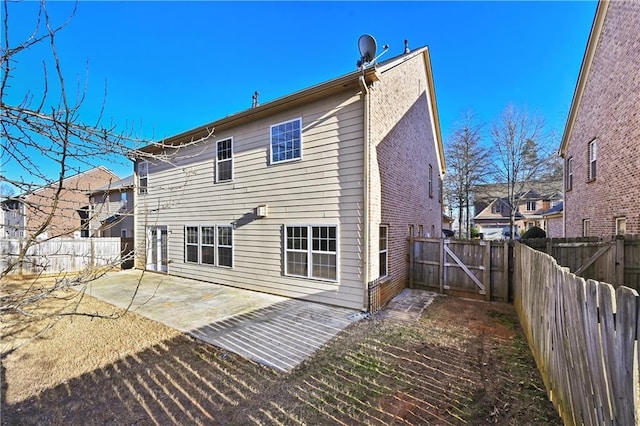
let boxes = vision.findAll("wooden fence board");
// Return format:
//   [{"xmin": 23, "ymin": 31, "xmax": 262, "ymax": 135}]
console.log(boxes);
[
  {"xmin": 408, "ymin": 238, "xmax": 510, "ymax": 301},
  {"xmin": 614, "ymin": 287, "xmax": 639, "ymax": 426},
  {"xmin": 522, "ymin": 236, "xmax": 640, "ymax": 291},
  {"xmin": 514, "ymin": 244, "xmax": 638, "ymax": 426},
  {"xmin": 1, "ymin": 238, "xmax": 122, "ymax": 276}
]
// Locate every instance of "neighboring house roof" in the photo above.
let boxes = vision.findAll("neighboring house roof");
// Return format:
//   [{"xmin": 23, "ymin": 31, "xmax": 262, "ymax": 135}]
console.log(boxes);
[
  {"xmin": 90, "ymin": 175, "xmax": 134, "ymax": 195},
  {"xmin": 474, "ymin": 198, "xmax": 524, "ymax": 221},
  {"xmin": 473, "ymin": 181, "xmax": 562, "ymax": 203},
  {"xmin": 137, "ymin": 46, "xmax": 445, "ymax": 175},
  {"xmin": 559, "ymin": 0, "xmax": 609, "ymax": 157},
  {"xmin": 542, "ymin": 201, "xmax": 563, "ymax": 218},
  {"xmin": 4, "ymin": 166, "xmax": 120, "ymax": 201}
]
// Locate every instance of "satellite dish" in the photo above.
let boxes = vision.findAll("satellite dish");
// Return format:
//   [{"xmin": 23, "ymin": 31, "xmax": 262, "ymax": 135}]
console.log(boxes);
[{"xmin": 358, "ymin": 34, "xmax": 377, "ymax": 65}]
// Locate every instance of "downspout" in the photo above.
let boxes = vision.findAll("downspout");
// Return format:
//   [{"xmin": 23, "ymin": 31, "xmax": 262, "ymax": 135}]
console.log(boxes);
[{"xmin": 359, "ymin": 75, "xmax": 370, "ymax": 311}]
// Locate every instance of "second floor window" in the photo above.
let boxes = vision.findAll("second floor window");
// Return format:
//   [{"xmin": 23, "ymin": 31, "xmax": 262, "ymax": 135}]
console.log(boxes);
[
  {"xmin": 588, "ymin": 139, "xmax": 597, "ymax": 180},
  {"xmin": 526, "ymin": 201, "xmax": 536, "ymax": 211},
  {"xmin": 271, "ymin": 118, "xmax": 302, "ymax": 164},
  {"xmin": 428, "ymin": 165, "xmax": 433, "ymax": 198},
  {"xmin": 138, "ymin": 161, "xmax": 148, "ymax": 194},
  {"xmin": 566, "ymin": 157, "xmax": 573, "ymax": 191},
  {"xmin": 216, "ymin": 138, "xmax": 233, "ymax": 182}
]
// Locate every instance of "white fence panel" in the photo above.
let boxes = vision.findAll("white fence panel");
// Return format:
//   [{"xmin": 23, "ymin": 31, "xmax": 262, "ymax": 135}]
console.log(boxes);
[{"xmin": 1, "ymin": 238, "xmax": 121, "ymax": 276}]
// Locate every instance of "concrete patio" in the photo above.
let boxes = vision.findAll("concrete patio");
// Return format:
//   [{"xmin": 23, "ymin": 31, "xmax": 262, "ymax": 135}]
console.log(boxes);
[{"xmin": 85, "ymin": 270, "xmax": 362, "ymax": 372}]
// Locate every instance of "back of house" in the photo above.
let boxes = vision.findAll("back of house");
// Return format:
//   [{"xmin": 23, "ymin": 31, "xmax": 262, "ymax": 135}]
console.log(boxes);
[{"xmin": 134, "ymin": 43, "xmax": 444, "ymax": 310}]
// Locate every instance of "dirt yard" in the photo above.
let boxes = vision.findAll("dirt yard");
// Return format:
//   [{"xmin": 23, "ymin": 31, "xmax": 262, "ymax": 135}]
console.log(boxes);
[{"xmin": 1, "ymin": 289, "xmax": 559, "ymax": 425}]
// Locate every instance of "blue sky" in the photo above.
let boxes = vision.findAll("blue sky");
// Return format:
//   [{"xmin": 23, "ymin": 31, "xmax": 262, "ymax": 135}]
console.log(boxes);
[{"xmin": 3, "ymin": 1, "xmax": 598, "ymax": 183}]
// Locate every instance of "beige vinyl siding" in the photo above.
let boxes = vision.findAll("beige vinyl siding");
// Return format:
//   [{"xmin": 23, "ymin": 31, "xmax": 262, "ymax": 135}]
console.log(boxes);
[{"xmin": 135, "ymin": 89, "xmax": 365, "ymax": 309}]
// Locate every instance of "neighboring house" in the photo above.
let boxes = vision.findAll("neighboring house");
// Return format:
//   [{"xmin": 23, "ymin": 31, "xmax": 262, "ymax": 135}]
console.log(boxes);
[
  {"xmin": 1, "ymin": 167, "xmax": 119, "ymax": 239},
  {"xmin": 542, "ymin": 201, "xmax": 563, "ymax": 238},
  {"xmin": 473, "ymin": 190, "xmax": 562, "ymax": 239},
  {"xmin": 85, "ymin": 175, "xmax": 135, "ymax": 239},
  {"xmin": 560, "ymin": 0, "xmax": 639, "ymax": 237},
  {"xmin": 133, "ymin": 44, "xmax": 445, "ymax": 311}
]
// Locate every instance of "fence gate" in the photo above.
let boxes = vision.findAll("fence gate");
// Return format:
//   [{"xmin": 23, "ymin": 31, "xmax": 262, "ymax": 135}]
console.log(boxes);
[{"xmin": 408, "ymin": 237, "xmax": 510, "ymax": 302}]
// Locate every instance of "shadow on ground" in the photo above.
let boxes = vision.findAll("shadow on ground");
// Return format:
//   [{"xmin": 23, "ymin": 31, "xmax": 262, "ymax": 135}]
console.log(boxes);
[{"xmin": 2, "ymin": 297, "xmax": 560, "ymax": 425}]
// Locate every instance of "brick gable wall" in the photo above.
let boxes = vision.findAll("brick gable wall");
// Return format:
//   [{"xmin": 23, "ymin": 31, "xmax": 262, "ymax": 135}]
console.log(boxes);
[
  {"xmin": 368, "ymin": 52, "xmax": 443, "ymax": 304},
  {"xmin": 564, "ymin": 1, "xmax": 640, "ymax": 237}
]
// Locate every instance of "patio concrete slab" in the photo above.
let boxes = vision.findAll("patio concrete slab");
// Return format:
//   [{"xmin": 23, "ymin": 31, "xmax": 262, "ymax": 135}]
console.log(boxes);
[
  {"xmin": 85, "ymin": 270, "xmax": 361, "ymax": 372},
  {"xmin": 379, "ymin": 288, "xmax": 439, "ymax": 321}
]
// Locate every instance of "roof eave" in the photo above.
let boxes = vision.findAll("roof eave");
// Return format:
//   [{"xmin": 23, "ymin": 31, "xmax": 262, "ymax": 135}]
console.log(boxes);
[{"xmin": 138, "ymin": 67, "xmax": 380, "ymax": 154}]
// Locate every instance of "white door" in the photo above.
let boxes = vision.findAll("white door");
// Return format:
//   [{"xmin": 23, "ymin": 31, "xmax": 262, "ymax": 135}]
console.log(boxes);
[{"xmin": 146, "ymin": 226, "xmax": 168, "ymax": 272}]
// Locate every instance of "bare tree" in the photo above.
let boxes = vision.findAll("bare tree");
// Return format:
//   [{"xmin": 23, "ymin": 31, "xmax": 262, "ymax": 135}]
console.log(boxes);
[
  {"xmin": 490, "ymin": 105, "xmax": 554, "ymax": 239},
  {"xmin": 0, "ymin": 0, "xmax": 205, "ymax": 337},
  {"xmin": 443, "ymin": 111, "xmax": 489, "ymax": 238}
]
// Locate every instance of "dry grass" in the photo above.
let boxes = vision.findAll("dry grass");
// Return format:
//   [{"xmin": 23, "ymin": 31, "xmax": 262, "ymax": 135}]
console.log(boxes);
[
  {"xmin": 1, "ymin": 287, "xmax": 559, "ymax": 425},
  {"xmin": 1, "ymin": 279, "xmax": 180, "ymax": 404}
]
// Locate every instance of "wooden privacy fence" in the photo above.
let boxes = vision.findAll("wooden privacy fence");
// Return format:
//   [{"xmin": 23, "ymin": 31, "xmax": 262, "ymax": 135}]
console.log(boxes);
[
  {"xmin": 408, "ymin": 237, "xmax": 511, "ymax": 302},
  {"xmin": 1, "ymin": 238, "xmax": 122, "ymax": 276},
  {"xmin": 514, "ymin": 243, "xmax": 639, "ymax": 425},
  {"xmin": 522, "ymin": 235, "xmax": 640, "ymax": 291}
]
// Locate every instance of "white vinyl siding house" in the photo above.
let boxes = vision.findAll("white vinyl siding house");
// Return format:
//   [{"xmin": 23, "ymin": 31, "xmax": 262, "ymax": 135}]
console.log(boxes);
[
  {"xmin": 135, "ymin": 90, "xmax": 366, "ymax": 309},
  {"xmin": 134, "ymin": 46, "xmax": 444, "ymax": 311}
]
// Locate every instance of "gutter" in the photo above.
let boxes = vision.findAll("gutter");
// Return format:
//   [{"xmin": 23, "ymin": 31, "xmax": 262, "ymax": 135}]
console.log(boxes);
[{"xmin": 359, "ymin": 75, "xmax": 370, "ymax": 311}]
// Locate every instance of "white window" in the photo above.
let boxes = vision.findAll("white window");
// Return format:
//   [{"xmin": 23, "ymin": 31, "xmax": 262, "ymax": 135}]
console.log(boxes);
[
  {"xmin": 186, "ymin": 226, "xmax": 199, "ymax": 263},
  {"xmin": 201, "ymin": 226, "xmax": 216, "ymax": 265},
  {"xmin": 616, "ymin": 217, "xmax": 626, "ymax": 235},
  {"xmin": 588, "ymin": 140, "xmax": 597, "ymax": 180},
  {"xmin": 217, "ymin": 225, "xmax": 233, "ymax": 267},
  {"xmin": 428, "ymin": 164, "xmax": 433, "ymax": 198},
  {"xmin": 285, "ymin": 225, "xmax": 337, "ymax": 281},
  {"xmin": 138, "ymin": 161, "xmax": 148, "ymax": 194},
  {"xmin": 526, "ymin": 201, "xmax": 536, "ymax": 211},
  {"xmin": 492, "ymin": 203, "xmax": 502, "ymax": 214},
  {"xmin": 582, "ymin": 219, "xmax": 590, "ymax": 237},
  {"xmin": 184, "ymin": 225, "xmax": 233, "ymax": 267},
  {"xmin": 566, "ymin": 157, "xmax": 573, "ymax": 191},
  {"xmin": 379, "ymin": 225, "xmax": 388, "ymax": 278},
  {"xmin": 271, "ymin": 118, "xmax": 302, "ymax": 164},
  {"xmin": 216, "ymin": 138, "xmax": 233, "ymax": 182},
  {"xmin": 121, "ymin": 229, "xmax": 127, "ymax": 238}
]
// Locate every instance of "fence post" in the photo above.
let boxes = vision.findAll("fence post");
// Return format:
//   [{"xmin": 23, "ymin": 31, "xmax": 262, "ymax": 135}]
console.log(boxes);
[
  {"xmin": 615, "ymin": 236, "xmax": 625, "ymax": 286},
  {"xmin": 90, "ymin": 237, "xmax": 95, "ymax": 268},
  {"xmin": 409, "ymin": 237, "xmax": 414, "ymax": 289},
  {"xmin": 483, "ymin": 241, "xmax": 491, "ymax": 301}
]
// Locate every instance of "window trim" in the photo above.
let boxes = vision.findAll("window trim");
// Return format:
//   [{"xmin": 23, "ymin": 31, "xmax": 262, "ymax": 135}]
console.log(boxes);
[
  {"xmin": 615, "ymin": 217, "xmax": 626, "ymax": 236},
  {"xmin": 588, "ymin": 139, "xmax": 597, "ymax": 181},
  {"xmin": 284, "ymin": 224, "xmax": 338, "ymax": 282},
  {"xmin": 184, "ymin": 225, "xmax": 233, "ymax": 268},
  {"xmin": 270, "ymin": 117, "xmax": 303, "ymax": 165},
  {"xmin": 201, "ymin": 226, "xmax": 216, "ymax": 265},
  {"xmin": 379, "ymin": 225, "xmax": 389, "ymax": 279},
  {"xmin": 185, "ymin": 226, "xmax": 200, "ymax": 263},
  {"xmin": 217, "ymin": 225, "xmax": 234, "ymax": 268},
  {"xmin": 582, "ymin": 219, "xmax": 591, "ymax": 237},
  {"xmin": 138, "ymin": 160, "xmax": 149, "ymax": 194},
  {"xmin": 526, "ymin": 201, "xmax": 536, "ymax": 211},
  {"xmin": 566, "ymin": 157, "xmax": 573, "ymax": 191},
  {"xmin": 215, "ymin": 137, "xmax": 234, "ymax": 183}
]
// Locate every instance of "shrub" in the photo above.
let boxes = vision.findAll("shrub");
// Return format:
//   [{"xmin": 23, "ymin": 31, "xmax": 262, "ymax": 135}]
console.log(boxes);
[{"xmin": 522, "ymin": 226, "xmax": 546, "ymax": 239}]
